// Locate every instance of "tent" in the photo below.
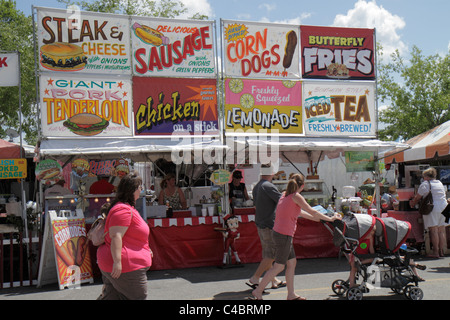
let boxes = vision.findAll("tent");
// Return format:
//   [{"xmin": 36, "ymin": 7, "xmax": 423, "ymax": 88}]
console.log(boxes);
[
  {"xmin": 384, "ymin": 120, "xmax": 450, "ymax": 164},
  {"xmin": 233, "ymin": 136, "xmax": 409, "ymax": 163},
  {"xmin": 0, "ymin": 139, "xmax": 25, "ymax": 159}
]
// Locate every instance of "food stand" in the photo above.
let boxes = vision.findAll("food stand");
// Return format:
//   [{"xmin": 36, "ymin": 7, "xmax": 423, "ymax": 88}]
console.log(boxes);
[
  {"xmin": 384, "ymin": 120, "xmax": 450, "ymax": 251},
  {"xmin": 32, "ymin": 7, "xmax": 411, "ymax": 279}
]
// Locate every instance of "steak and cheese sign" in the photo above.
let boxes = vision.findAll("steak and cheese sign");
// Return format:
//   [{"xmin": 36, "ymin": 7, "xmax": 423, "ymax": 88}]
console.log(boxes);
[{"xmin": 37, "ymin": 7, "xmax": 131, "ymax": 74}]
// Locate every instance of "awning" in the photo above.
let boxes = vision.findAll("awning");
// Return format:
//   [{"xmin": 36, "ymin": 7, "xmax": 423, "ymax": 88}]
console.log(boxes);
[
  {"xmin": 0, "ymin": 139, "xmax": 25, "ymax": 159},
  {"xmin": 39, "ymin": 136, "xmax": 228, "ymax": 163},
  {"xmin": 233, "ymin": 136, "xmax": 409, "ymax": 163},
  {"xmin": 384, "ymin": 120, "xmax": 450, "ymax": 164}
]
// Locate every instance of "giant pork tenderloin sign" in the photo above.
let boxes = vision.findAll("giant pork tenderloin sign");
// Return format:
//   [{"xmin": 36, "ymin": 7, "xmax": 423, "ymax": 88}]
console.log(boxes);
[
  {"xmin": 133, "ymin": 77, "xmax": 218, "ymax": 135},
  {"xmin": 132, "ymin": 17, "xmax": 216, "ymax": 77},
  {"xmin": 222, "ymin": 20, "xmax": 300, "ymax": 79},
  {"xmin": 40, "ymin": 74, "xmax": 133, "ymax": 137},
  {"xmin": 302, "ymin": 81, "xmax": 376, "ymax": 137},
  {"xmin": 301, "ymin": 25, "xmax": 375, "ymax": 80},
  {"xmin": 225, "ymin": 78, "xmax": 302, "ymax": 134},
  {"xmin": 37, "ymin": 7, "xmax": 131, "ymax": 74}
]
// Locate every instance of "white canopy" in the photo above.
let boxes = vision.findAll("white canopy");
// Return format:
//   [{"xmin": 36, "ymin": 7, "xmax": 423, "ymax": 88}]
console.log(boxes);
[
  {"xmin": 39, "ymin": 136, "xmax": 227, "ymax": 163},
  {"xmin": 232, "ymin": 136, "xmax": 409, "ymax": 163}
]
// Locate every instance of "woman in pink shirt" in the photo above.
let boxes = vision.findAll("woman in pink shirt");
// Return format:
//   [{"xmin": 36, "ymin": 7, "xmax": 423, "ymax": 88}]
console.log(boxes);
[
  {"xmin": 97, "ymin": 172, "xmax": 153, "ymax": 300},
  {"xmin": 251, "ymin": 173, "xmax": 341, "ymax": 300}
]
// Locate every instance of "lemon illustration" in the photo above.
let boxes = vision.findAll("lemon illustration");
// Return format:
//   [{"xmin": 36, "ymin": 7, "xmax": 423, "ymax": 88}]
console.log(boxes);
[
  {"xmin": 240, "ymin": 93, "xmax": 255, "ymax": 109},
  {"xmin": 228, "ymin": 78, "xmax": 244, "ymax": 94},
  {"xmin": 282, "ymin": 80, "xmax": 296, "ymax": 88}
]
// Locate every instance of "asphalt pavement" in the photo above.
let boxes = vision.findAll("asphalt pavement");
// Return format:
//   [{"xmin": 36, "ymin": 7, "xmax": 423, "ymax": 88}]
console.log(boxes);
[{"xmin": 1, "ymin": 254, "xmax": 449, "ymax": 302}]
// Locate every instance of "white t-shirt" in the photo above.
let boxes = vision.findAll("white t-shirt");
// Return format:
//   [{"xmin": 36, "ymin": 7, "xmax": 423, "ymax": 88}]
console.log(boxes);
[{"xmin": 418, "ymin": 179, "xmax": 447, "ymax": 212}]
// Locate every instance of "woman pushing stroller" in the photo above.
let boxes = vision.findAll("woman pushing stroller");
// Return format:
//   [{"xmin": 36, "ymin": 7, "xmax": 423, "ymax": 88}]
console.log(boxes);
[{"xmin": 250, "ymin": 173, "xmax": 342, "ymax": 300}]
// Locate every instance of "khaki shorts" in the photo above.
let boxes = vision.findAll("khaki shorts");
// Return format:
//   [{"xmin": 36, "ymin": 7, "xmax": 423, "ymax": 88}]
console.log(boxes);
[
  {"xmin": 272, "ymin": 231, "xmax": 296, "ymax": 265},
  {"xmin": 257, "ymin": 227, "xmax": 276, "ymax": 259}
]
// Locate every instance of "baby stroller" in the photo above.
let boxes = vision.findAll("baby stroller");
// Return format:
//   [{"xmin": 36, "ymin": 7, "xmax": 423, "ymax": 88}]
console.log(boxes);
[{"xmin": 326, "ymin": 213, "xmax": 424, "ymax": 300}]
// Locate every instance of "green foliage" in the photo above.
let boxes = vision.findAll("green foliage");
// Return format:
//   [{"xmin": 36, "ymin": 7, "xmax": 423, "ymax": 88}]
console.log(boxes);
[
  {"xmin": 377, "ymin": 45, "xmax": 450, "ymax": 141},
  {"xmin": 0, "ymin": 0, "xmax": 37, "ymax": 144}
]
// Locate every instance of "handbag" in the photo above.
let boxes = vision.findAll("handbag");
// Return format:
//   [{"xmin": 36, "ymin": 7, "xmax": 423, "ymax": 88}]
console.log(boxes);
[
  {"xmin": 87, "ymin": 206, "xmax": 134, "ymax": 246},
  {"xmin": 418, "ymin": 181, "xmax": 434, "ymax": 215},
  {"xmin": 87, "ymin": 214, "xmax": 107, "ymax": 246}
]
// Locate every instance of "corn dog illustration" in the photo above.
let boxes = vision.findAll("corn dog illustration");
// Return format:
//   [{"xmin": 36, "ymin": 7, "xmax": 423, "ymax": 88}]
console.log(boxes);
[
  {"xmin": 283, "ymin": 30, "xmax": 297, "ymax": 70},
  {"xmin": 75, "ymin": 236, "xmax": 88, "ymax": 267},
  {"xmin": 56, "ymin": 240, "xmax": 76, "ymax": 267}
]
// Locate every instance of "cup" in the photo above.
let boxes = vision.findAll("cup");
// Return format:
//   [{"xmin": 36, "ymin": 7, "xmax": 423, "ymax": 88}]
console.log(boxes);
[
  {"xmin": 201, "ymin": 208, "xmax": 207, "ymax": 217},
  {"xmin": 208, "ymin": 206, "xmax": 214, "ymax": 216}
]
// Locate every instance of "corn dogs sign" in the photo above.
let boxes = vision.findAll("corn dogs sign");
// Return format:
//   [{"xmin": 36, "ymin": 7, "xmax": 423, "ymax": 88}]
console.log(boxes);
[
  {"xmin": 222, "ymin": 20, "xmax": 300, "ymax": 79},
  {"xmin": 49, "ymin": 210, "xmax": 93, "ymax": 289}
]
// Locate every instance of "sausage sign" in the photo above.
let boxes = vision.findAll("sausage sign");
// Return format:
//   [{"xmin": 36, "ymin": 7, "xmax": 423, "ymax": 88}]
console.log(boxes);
[{"xmin": 222, "ymin": 20, "xmax": 300, "ymax": 79}]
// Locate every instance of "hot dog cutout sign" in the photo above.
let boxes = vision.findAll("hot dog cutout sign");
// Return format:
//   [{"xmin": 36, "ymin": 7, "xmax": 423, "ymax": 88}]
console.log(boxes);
[
  {"xmin": 222, "ymin": 20, "xmax": 300, "ymax": 79},
  {"xmin": 132, "ymin": 17, "xmax": 216, "ymax": 77}
]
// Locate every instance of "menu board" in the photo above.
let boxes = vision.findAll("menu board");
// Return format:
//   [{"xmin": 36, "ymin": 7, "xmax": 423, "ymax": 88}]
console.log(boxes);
[
  {"xmin": 37, "ymin": 8, "xmax": 131, "ymax": 74},
  {"xmin": 132, "ymin": 17, "xmax": 216, "ymax": 77},
  {"xmin": 40, "ymin": 74, "xmax": 133, "ymax": 137},
  {"xmin": 301, "ymin": 25, "xmax": 375, "ymax": 80},
  {"xmin": 222, "ymin": 20, "xmax": 300, "ymax": 79},
  {"xmin": 302, "ymin": 81, "xmax": 376, "ymax": 137},
  {"xmin": 225, "ymin": 78, "xmax": 302, "ymax": 134},
  {"xmin": 133, "ymin": 77, "xmax": 218, "ymax": 135}
]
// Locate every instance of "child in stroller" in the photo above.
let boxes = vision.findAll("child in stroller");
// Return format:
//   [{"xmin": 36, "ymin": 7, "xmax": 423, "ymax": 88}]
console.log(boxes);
[{"xmin": 327, "ymin": 213, "xmax": 426, "ymax": 300}]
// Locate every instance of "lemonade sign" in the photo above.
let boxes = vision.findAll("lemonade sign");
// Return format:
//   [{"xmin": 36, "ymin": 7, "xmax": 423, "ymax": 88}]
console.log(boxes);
[{"xmin": 225, "ymin": 78, "xmax": 302, "ymax": 134}]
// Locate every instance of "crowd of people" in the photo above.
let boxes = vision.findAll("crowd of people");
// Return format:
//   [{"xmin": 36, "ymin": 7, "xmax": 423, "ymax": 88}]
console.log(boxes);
[{"xmin": 87, "ymin": 166, "xmax": 448, "ymax": 300}]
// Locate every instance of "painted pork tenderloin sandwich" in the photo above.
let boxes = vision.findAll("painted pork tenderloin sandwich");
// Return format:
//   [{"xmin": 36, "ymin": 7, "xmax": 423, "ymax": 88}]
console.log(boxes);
[{"xmin": 63, "ymin": 113, "xmax": 109, "ymax": 136}]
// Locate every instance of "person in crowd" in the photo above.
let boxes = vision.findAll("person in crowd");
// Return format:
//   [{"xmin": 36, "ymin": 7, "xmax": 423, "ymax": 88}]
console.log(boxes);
[
  {"xmin": 246, "ymin": 165, "xmax": 285, "ymax": 290},
  {"xmin": 89, "ymin": 175, "xmax": 115, "ymax": 194},
  {"xmin": 158, "ymin": 173, "xmax": 186, "ymax": 210},
  {"xmin": 251, "ymin": 173, "xmax": 342, "ymax": 300},
  {"xmin": 44, "ymin": 179, "xmax": 72, "ymax": 197},
  {"xmin": 96, "ymin": 172, "xmax": 153, "ymax": 300},
  {"xmin": 229, "ymin": 170, "xmax": 249, "ymax": 207},
  {"xmin": 410, "ymin": 167, "xmax": 448, "ymax": 258}
]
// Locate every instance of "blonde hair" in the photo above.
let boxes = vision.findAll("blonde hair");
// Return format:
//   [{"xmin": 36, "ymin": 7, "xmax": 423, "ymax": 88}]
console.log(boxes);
[
  {"xmin": 423, "ymin": 167, "xmax": 437, "ymax": 179},
  {"xmin": 285, "ymin": 173, "xmax": 305, "ymax": 196}
]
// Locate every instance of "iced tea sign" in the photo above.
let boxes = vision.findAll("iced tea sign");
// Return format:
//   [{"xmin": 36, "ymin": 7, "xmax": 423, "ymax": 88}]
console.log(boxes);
[{"xmin": 302, "ymin": 81, "xmax": 376, "ymax": 137}]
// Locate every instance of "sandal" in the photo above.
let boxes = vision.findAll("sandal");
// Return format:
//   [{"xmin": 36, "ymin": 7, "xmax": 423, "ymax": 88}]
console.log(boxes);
[
  {"xmin": 415, "ymin": 264, "xmax": 427, "ymax": 271},
  {"xmin": 288, "ymin": 296, "xmax": 307, "ymax": 300},
  {"xmin": 271, "ymin": 280, "xmax": 287, "ymax": 289}
]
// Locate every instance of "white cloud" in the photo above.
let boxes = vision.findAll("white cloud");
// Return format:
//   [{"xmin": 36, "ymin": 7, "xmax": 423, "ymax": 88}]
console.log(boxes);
[
  {"xmin": 179, "ymin": 0, "xmax": 213, "ymax": 18},
  {"xmin": 259, "ymin": 3, "xmax": 277, "ymax": 13},
  {"xmin": 333, "ymin": 0, "xmax": 407, "ymax": 57},
  {"xmin": 262, "ymin": 12, "xmax": 311, "ymax": 26}
]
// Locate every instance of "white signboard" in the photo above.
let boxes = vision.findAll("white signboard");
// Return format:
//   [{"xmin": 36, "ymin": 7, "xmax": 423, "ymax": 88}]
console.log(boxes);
[
  {"xmin": 0, "ymin": 53, "xmax": 19, "ymax": 86},
  {"xmin": 37, "ymin": 7, "xmax": 131, "ymax": 74},
  {"xmin": 302, "ymin": 81, "xmax": 377, "ymax": 137}
]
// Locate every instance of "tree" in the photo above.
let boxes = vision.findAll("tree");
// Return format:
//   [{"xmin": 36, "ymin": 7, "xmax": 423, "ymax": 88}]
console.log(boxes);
[
  {"xmin": 58, "ymin": 0, "xmax": 208, "ymax": 19},
  {"xmin": 377, "ymin": 45, "xmax": 450, "ymax": 141},
  {"xmin": 0, "ymin": 0, "xmax": 36, "ymax": 144}
]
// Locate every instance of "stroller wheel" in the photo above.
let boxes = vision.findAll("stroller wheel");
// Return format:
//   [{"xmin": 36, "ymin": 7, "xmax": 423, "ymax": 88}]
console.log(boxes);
[
  {"xmin": 346, "ymin": 287, "xmax": 363, "ymax": 300},
  {"xmin": 331, "ymin": 279, "xmax": 348, "ymax": 296},
  {"xmin": 404, "ymin": 285, "xmax": 423, "ymax": 301}
]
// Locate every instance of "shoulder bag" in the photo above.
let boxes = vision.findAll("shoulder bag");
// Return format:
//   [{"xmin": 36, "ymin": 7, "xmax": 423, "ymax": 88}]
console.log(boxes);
[{"xmin": 418, "ymin": 181, "xmax": 434, "ymax": 215}]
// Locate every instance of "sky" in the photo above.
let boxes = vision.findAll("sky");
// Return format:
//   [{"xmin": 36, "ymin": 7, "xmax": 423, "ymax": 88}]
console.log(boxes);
[{"xmin": 16, "ymin": 0, "xmax": 450, "ymax": 60}]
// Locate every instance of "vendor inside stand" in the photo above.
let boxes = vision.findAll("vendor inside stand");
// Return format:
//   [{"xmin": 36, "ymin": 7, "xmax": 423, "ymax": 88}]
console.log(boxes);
[
  {"xmin": 158, "ymin": 173, "xmax": 187, "ymax": 210},
  {"xmin": 229, "ymin": 170, "xmax": 250, "ymax": 207},
  {"xmin": 44, "ymin": 179, "xmax": 72, "ymax": 197}
]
